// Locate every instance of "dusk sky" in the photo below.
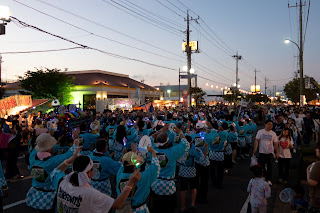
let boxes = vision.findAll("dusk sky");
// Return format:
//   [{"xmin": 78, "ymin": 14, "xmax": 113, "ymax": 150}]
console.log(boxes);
[{"xmin": 1, "ymin": 0, "xmax": 319, "ymax": 95}]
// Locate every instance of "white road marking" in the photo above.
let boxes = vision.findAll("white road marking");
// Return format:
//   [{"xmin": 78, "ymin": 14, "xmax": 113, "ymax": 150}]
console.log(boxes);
[
  {"xmin": 3, "ymin": 200, "xmax": 26, "ymax": 210},
  {"xmin": 240, "ymin": 195, "xmax": 250, "ymax": 213}
]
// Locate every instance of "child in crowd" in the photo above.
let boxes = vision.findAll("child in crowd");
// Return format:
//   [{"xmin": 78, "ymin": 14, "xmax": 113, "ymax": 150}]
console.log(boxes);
[
  {"xmin": 291, "ymin": 185, "xmax": 308, "ymax": 213},
  {"xmin": 278, "ymin": 128, "xmax": 294, "ymax": 184},
  {"xmin": 247, "ymin": 165, "xmax": 271, "ymax": 213}
]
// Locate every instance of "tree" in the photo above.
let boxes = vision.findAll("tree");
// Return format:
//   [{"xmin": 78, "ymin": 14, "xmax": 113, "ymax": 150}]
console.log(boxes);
[
  {"xmin": 191, "ymin": 87, "xmax": 207, "ymax": 106},
  {"xmin": 19, "ymin": 68, "xmax": 74, "ymax": 105},
  {"xmin": 244, "ymin": 93, "xmax": 269, "ymax": 103},
  {"xmin": 284, "ymin": 77, "xmax": 319, "ymax": 103},
  {"xmin": 223, "ymin": 87, "xmax": 243, "ymax": 102}
]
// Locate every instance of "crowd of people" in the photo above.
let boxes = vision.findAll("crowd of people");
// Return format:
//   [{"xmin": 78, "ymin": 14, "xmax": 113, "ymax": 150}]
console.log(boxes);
[{"xmin": 0, "ymin": 104, "xmax": 319, "ymax": 213}]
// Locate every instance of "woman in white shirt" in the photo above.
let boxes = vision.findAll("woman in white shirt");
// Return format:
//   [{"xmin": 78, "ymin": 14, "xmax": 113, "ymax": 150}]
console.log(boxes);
[
  {"xmin": 51, "ymin": 148, "xmax": 141, "ymax": 213},
  {"xmin": 277, "ymin": 128, "xmax": 294, "ymax": 184}
]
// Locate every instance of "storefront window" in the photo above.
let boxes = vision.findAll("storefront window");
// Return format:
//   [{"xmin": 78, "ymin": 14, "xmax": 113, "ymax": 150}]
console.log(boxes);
[{"xmin": 83, "ymin": 94, "xmax": 96, "ymax": 110}]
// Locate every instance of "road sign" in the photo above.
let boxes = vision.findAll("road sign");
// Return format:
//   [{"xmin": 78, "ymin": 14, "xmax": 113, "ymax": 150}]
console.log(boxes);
[{"xmin": 182, "ymin": 90, "xmax": 188, "ymax": 96}]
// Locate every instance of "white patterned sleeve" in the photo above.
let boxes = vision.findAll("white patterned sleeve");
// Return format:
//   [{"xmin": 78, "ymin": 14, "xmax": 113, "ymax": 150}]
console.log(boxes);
[
  {"xmin": 50, "ymin": 168, "xmax": 66, "ymax": 191},
  {"xmin": 171, "ymin": 137, "xmax": 190, "ymax": 160}
]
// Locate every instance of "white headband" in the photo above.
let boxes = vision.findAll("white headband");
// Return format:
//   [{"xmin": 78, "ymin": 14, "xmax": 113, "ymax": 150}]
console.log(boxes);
[{"xmin": 66, "ymin": 158, "xmax": 93, "ymax": 186}]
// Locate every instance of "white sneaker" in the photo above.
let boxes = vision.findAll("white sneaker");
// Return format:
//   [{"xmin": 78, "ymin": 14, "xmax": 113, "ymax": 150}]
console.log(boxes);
[
  {"xmin": 293, "ymin": 149, "xmax": 296, "ymax": 153},
  {"xmin": 267, "ymin": 181, "xmax": 272, "ymax": 186}
]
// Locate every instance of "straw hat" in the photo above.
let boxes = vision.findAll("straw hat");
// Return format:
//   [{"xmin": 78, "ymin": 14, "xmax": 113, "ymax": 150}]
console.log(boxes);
[{"xmin": 35, "ymin": 133, "xmax": 57, "ymax": 152}]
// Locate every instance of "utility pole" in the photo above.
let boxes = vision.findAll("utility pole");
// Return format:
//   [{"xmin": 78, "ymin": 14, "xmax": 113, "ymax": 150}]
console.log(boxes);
[
  {"xmin": 178, "ymin": 68, "xmax": 181, "ymax": 102},
  {"xmin": 232, "ymin": 52, "xmax": 242, "ymax": 88},
  {"xmin": 289, "ymin": 0, "xmax": 305, "ymax": 106},
  {"xmin": 184, "ymin": 10, "xmax": 199, "ymax": 107},
  {"xmin": 186, "ymin": 10, "xmax": 191, "ymax": 107},
  {"xmin": 299, "ymin": 0, "xmax": 304, "ymax": 106},
  {"xmin": 264, "ymin": 77, "xmax": 268, "ymax": 95},
  {"xmin": 254, "ymin": 69, "xmax": 260, "ymax": 93}
]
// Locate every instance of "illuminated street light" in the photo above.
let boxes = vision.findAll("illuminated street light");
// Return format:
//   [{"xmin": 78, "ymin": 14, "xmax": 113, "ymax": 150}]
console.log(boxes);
[
  {"xmin": 211, "ymin": 85, "xmax": 213, "ymax": 88},
  {"xmin": 167, "ymin": 90, "xmax": 171, "ymax": 99},
  {"xmin": 233, "ymin": 83, "xmax": 236, "ymax": 87},
  {"xmin": 183, "ymin": 66, "xmax": 188, "ymax": 71},
  {"xmin": 216, "ymin": 86, "xmax": 218, "ymax": 89},
  {"xmin": 190, "ymin": 68, "xmax": 195, "ymax": 73},
  {"xmin": 0, "ymin": 5, "xmax": 11, "ymax": 35},
  {"xmin": 237, "ymin": 85, "xmax": 240, "ymax": 88},
  {"xmin": 205, "ymin": 83, "xmax": 209, "ymax": 86},
  {"xmin": 0, "ymin": 6, "xmax": 11, "ymax": 21},
  {"xmin": 284, "ymin": 38, "xmax": 304, "ymax": 106},
  {"xmin": 284, "ymin": 39, "xmax": 290, "ymax": 44}
]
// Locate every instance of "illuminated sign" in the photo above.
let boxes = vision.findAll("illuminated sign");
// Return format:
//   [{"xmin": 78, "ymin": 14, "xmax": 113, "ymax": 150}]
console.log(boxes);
[
  {"xmin": 182, "ymin": 41, "xmax": 198, "ymax": 52},
  {"xmin": 250, "ymin": 85, "xmax": 260, "ymax": 93}
]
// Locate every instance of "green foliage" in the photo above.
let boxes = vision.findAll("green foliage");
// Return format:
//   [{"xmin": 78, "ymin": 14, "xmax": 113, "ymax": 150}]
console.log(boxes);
[
  {"xmin": 191, "ymin": 87, "xmax": 207, "ymax": 105},
  {"xmin": 244, "ymin": 94, "xmax": 269, "ymax": 103},
  {"xmin": 284, "ymin": 77, "xmax": 319, "ymax": 103},
  {"xmin": 223, "ymin": 88, "xmax": 243, "ymax": 102},
  {"xmin": 19, "ymin": 68, "xmax": 74, "ymax": 105}
]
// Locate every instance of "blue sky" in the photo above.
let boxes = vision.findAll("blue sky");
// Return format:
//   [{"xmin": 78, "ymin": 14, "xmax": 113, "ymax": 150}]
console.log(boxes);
[{"xmin": 1, "ymin": 0, "xmax": 319, "ymax": 95}]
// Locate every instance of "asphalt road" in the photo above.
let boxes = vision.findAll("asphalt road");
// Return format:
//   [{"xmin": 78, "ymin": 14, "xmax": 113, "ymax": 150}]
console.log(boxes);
[{"xmin": 3, "ymin": 135, "xmax": 306, "ymax": 213}]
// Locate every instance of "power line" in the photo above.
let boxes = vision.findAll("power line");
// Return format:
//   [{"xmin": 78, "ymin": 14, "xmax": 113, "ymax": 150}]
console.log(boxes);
[
  {"xmin": 175, "ymin": 0, "xmax": 236, "ymax": 55},
  {"xmin": 192, "ymin": 61, "xmax": 234, "ymax": 83},
  {"xmin": 288, "ymin": 0, "xmax": 297, "ymax": 73},
  {"xmin": 11, "ymin": 17, "xmax": 178, "ymax": 72},
  {"xmin": 303, "ymin": 0, "xmax": 310, "ymax": 46},
  {"xmin": 197, "ymin": 24, "xmax": 234, "ymax": 56},
  {"xmin": 0, "ymin": 47, "xmax": 84, "ymax": 54},
  {"xmin": 197, "ymin": 75, "xmax": 230, "ymax": 87},
  {"xmin": 110, "ymin": 0, "xmax": 184, "ymax": 32},
  {"xmin": 32, "ymin": 0, "xmax": 185, "ymax": 59},
  {"xmin": 174, "ymin": 0, "xmax": 262, "ymax": 84},
  {"xmin": 99, "ymin": 0, "xmax": 184, "ymax": 36},
  {"xmin": 201, "ymin": 51, "xmax": 234, "ymax": 73},
  {"xmin": 13, "ymin": 0, "xmax": 183, "ymax": 63},
  {"xmin": 164, "ymin": 0, "xmax": 187, "ymax": 15},
  {"xmin": 191, "ymin": 23, "xmax": 232, "ymax": 57},
  {"xmin": 154, "ymin": 0, "xmax": 184, "ymax": 18},
  {"xmin": 124, "ymin": 0, "xmax": 185, "ymax": 28},
  {"xmin": 0, "ymin": 33, "xmax": 93, "ymax": 44}
]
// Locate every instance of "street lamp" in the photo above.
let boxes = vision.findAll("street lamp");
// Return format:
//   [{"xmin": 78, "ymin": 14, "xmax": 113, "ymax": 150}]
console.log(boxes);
[
  {"xmin": 205, "ymin": 83, "xmax": 209, "ymax": 86},
  {"xmin": 0, "ymin": 6, "xmax": 11, "ymax": 35},
  {"xmin": 284, "ymin": 38, "xmax": 304, "ymax": 106},
  {"xmin": 167, "ymin": 90, "xmax": 171, "ymax": 99},
  {"xmin": 190, "ymin": 68, "xmax": 195, "ymax": 74},
  {"xmin": 183, "ymin": 66, "xmax": 188, "ymax": 71}
]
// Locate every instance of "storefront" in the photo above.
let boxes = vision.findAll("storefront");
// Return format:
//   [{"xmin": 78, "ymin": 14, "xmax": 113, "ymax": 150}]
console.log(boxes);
[{"xmin": 3, "ymin": 70, "xmax": 162, "ymax": 113}]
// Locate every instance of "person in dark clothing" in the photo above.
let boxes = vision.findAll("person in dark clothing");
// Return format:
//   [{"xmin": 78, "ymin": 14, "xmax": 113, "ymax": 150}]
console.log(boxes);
[
  {"xmin": 6, "ymin": 122, "xmax": 22, "ymax": 180},
  {"xmin": 273, "ymin": 115, "xmax": 285, "ymax": 136},
  {"xmin": 302, "ymin": 112, "xmax": 315, "ymax": 147}
]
